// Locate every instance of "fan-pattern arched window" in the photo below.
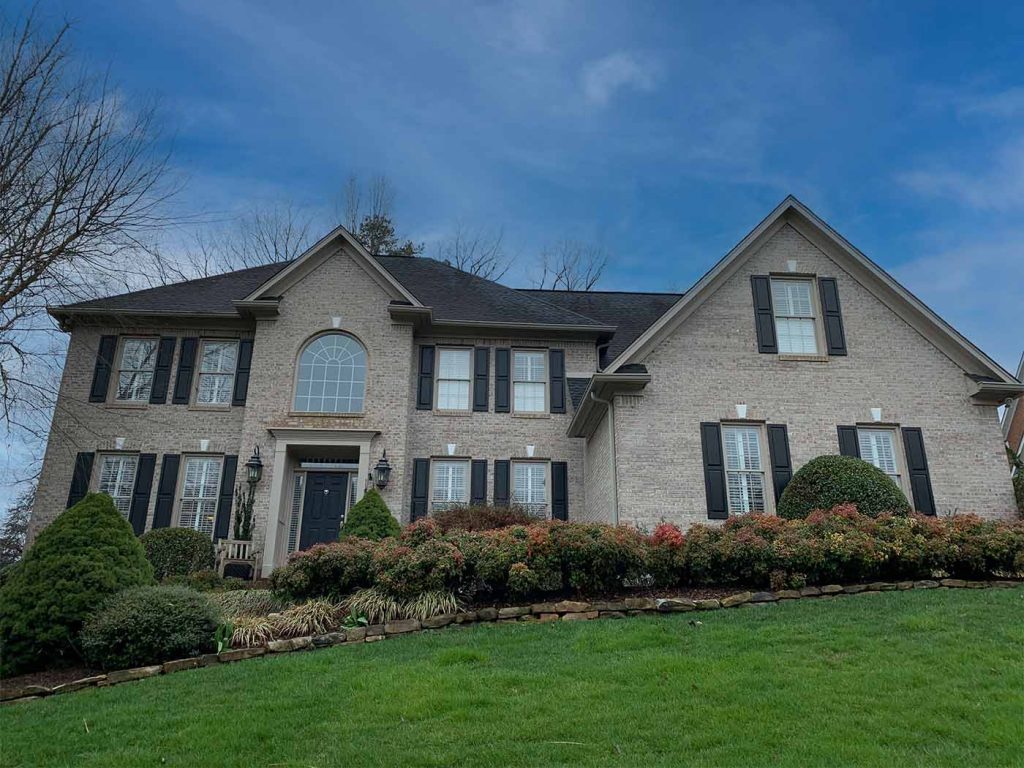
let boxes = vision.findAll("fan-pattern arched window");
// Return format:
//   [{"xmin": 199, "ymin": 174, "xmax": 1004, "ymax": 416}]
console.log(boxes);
[{"xmin": 294, "ymin": 334, "xmax": 367, "ymax": 413}]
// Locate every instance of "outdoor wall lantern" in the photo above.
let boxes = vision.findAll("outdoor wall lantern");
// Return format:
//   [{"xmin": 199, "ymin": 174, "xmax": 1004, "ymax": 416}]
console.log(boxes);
[
  {"xmin": 245, "ymin": 446, "xmax": 264, "ymax": 486},
  {"xmin": 373, "ymin": 450, "xmax": 392, "ymax": 489}
]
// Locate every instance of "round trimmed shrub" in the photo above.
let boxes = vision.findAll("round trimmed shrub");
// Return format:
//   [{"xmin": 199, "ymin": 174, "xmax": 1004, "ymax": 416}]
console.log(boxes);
[
  {"xmin": 140, "ymin": 527, "xmax": 215, "ymax": 580},
  {"xmin": 339, "ymin": 489, "xmax": 400, "ymax": 541},
  {"xmin": 0, "ymin": 493, "xmax": 154, "ymax": 676},
  {"xmin": 777, "ymin": 455, "xmax": 912, "ymax": 520},
  {"xmin": 80, "ymin": 585, "xmax": 221, "ymax": 670}
]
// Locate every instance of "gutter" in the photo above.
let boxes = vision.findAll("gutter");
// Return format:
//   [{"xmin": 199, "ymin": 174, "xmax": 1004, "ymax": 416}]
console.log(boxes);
[{"xmin": 589, "ymin": 391, "xmax": 619, "ymax": 526}]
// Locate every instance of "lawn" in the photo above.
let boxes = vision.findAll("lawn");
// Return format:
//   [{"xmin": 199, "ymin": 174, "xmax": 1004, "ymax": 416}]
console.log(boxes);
[{"xmin": 2, "ymin": 588, "xmax": 1022, "ymax": 768}]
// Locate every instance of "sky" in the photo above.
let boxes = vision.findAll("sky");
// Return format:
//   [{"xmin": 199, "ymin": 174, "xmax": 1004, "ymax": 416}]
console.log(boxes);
[{"xmin": 3, "ymin": 1, "xmax": 1024, "ymax": 503}]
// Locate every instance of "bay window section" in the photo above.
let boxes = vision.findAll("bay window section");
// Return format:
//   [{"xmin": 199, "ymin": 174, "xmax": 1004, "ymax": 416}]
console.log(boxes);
[
  {"xmin": 512, "ymin": 462, "xmax": 547, "ymax": 516},
  {"xmin": 431, "ymin": 460, "xmax": 469, "ymax": 512},
  {"xmin": 771, "ymin": 279, "xmax": 818, "ymax": 355},
  {"xmin": 196, "ymin": 340, "xmax": 238, "ymax": 405},
  {"xmin": 513, "ymin": 351, "xmax": 546, "ymax": 413},
  {"xmin": 97, "ymin": 454, "xmax": 138, "ymax": 518},
  {"xmin": 436, "ymin": 349, "xmax": 472, "ymax": 411},
  {"xmin": 723, "ymin": 425, "xmax": 767, "ymax": 514},
  {"xmin": 178, "ymin": 456, "xmax": 222, "ymax": 537},
  {"xmin": 115, "ymin": 338, "xmax": 158, "ymax": 402}
]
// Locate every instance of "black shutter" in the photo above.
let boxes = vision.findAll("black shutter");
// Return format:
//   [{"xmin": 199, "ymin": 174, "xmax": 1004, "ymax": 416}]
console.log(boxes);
[
  {"xmin": 128, "ymin": 454, "xmax": 156, "ymax": 535},
  {"xmin": 214, "ymin": 455, "xmax": 238, "ymax": 540},
  {"xmin": 551, "ymin": 461, "xmax": 568, "ymax": 521},
  {"xmin": 173, "ymin": 338, "xmax": 198, "ymax": 404},
  {"xmin": 411, "ymin": 458, "xmax": 429, "ymax": 520},
  {"xmin": 66, "ymin": 452, "xmax": 95, "ymax": 509},
  {"xmin": 818, "ymin": 278, "xmax": 848, "ymax": 356},
  {"xmin": 750, "ymin": 276, "xmax": 777, "ymax": 354},
  {"xmin": 416, "ymin": 346, "xmax": 435, "ymax": 411},
  {"xmin": 152, "ymin": 454, "xmax": 180, "ymax": 528},
  {"xmin": 901, "ymin": 427, "xmax": 936, "ymax": 516},
  {"xmin": 494, "ymin": 460, "xmax": 510, "ymax": 506},
  {"xmin": 149, "ymin": 337, "xmax": 177, "ymax": 404},
  {"xmin": 766, "ymin": 425, "xmax": 793, "ymax": 502},
  {"xmin": 494, "ymin": 349, "xmax": 511, "ymax": 413},
  {"xmin": 89, "ymin": 335, "xmax": 117, "ymax": 402},
  {"xmin": 700, "ymin": 423, "xmax": 728, "ymax": 519},
  {"xmin": 549, "ymin": 349, "xmax": 566, "ymax": 414},
  {"xmin": 472, "ymin": 347, "xmax": 489, "ymax": 412},
  {"xmin": 837, "ymin": 426, "xmax": 860, "ymax": 457},
  {"xmin": 232, "ymin": 339, "xmax": 254, "ymax": 406},
  {"xmin": 470, "ymin": 459, "xmax": 487, "ymax": 505}
]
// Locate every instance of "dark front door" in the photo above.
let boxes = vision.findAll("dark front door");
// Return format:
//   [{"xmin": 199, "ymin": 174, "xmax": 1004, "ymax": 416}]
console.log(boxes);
[{"xmin": 300, "ymin": 472, "xmax": 348, "ymax": 549}]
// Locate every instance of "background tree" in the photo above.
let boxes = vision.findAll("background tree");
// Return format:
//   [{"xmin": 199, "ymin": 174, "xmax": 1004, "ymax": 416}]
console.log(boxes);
[
  {"xmin": 0, "ymin": 486, "xmax": 33, "ymax": 568},
  {"xmin": 531, "ymin": 240, "xmax": 609, "ymax": 290},
  {"xmin": 434, "ymin": 224, "xmax": 511, "ymax": 280},
  {"xmin": 338, "ymin": 174, "xmax": 422, "ymax": 256}
]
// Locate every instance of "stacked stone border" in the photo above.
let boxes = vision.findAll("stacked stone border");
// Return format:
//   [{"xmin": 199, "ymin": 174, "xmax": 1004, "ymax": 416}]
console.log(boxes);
[{"xmin": 3, "ymin": 578, "xmax": 1020, "ymax": 706}]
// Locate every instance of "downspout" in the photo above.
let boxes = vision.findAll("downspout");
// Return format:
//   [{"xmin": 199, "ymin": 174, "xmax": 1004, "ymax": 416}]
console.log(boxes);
[{"xmin": 589, "ymin": 391, "xmax": 618, "ymax": 525}]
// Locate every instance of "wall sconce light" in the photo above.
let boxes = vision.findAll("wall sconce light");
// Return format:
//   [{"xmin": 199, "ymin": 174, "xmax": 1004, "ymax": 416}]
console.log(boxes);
[
  {"xmin": 735, "ymin": 404, "xmax": 748, "ymax": 419},
  {"xmin": 245, "ymin": 446, "xmax": 263, "ymax": 486},
  {"xmin": 373, "ymin": 450, "xmax": 392, "ymax": 489},
  {"xmin": 871, "ymin": 407, "xmax": 882, "ymax": 422}
]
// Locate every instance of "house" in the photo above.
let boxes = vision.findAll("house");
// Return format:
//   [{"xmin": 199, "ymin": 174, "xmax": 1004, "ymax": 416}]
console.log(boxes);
[
  {"xmin": 34, "ymin": 196, "xmax": 1023, "ymax": 576},
  {"xmin": 1002, "ymin": 352, "xmax": 1024, "ymax": 470}
]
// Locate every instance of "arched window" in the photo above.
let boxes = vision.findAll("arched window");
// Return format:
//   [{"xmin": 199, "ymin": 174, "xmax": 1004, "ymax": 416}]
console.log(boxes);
[{"xmin": 294, "ymin": 334, "xmax": 367, "ymax": 413}]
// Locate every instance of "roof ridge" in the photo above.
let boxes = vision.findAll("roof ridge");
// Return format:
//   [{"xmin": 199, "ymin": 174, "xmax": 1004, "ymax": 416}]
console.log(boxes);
[{"xmin": 518, "ymin": 288, "xmax": 685, "ymax": 297}]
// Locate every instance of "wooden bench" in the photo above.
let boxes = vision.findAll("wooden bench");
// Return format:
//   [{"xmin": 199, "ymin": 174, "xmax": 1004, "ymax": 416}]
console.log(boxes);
[{"xmin": 215, "ymin": 539, "xmax": 262, "ymax": 581}]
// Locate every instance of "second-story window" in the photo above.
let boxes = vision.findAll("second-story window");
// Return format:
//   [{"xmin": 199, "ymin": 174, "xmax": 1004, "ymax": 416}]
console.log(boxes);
[
  {"xmin": 436, "ymin": 348, "xmax": 471, "ymax": 411},
  {"xmin": 294, "ymin": 333, "xmax": 367, "ymax": 414},
  {"xmin": 115, "ymin": 338, "xmax": 158, "ymax": 402},
  {"xmin": 196, "ymin": 340, "xmax": 238, "ymax": 405},
  {"xmin": 513, "ymin": 350, "xmax": 547, "ymax": 413},
  {"xmin": 771, "ymin": 279, "xmax": 818, "ymax": 355}
]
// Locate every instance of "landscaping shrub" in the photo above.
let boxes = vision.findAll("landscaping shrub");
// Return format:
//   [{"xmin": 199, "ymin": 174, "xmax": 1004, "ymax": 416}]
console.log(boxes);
[
  {"xmin": 431, "ymin": 504, "xmax": 540, "ymax": 533},
  {"xmin": 270, "ymin": 539, "xmax": 375, "ymax": 600},
  {"xmin": 80, "ymin": 585, "xmax": 221, "ymax": 670},
  {"xmin": 0, "ymin": 493, "xmax": 153, "ymax": 676},
  {"xmin": 273, "ymin": 599, "xmax": 340, "ymax": 638},
  {"xmin": 231, "ymin": 615, "xmax": 275, "ymax": 648},
  {"xmin": 209, "ymin": 589, "xmax": 292, "ymax": 618},
  {"xmin": 549, "ymin": 523, "xmax": 649, "ymax": 593},
  {"xmin": 777, "ymin": 455, "xmax": 912, "ymax": 519},
  {"xmin": 339, "ymin": 489, "xmax": 400, "ymax": 541},
  {"xmin": 140, "ymin": 527, "xmax": 215, "ymax": 579},
  {"xmin": 372, "ymin": 538, "xmax": 465, "ymax": 599},
  {"xmin": 342, "ymin": 586, "xmax": 459, "ymax": 624},
  {"xmin": 1014, "ymin": 472, "xmax": 1024, "ymax": 517},
  {"xmin": 646, "ymin": 523, "xmax": 687, "ymax": 588}
]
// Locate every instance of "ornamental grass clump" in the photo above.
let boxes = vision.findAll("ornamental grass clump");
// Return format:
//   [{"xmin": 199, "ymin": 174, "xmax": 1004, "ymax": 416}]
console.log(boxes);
[
  {"xmin": 231, "ymin": 615, "xmax": 276, "ymax": 648},
  {"xmin": 209, "ymin": 589, "xmax": 293, "ymax": 617},
  {"xmin": 272, "ymin": 599, "xmax": 341, "ymax": 638}
]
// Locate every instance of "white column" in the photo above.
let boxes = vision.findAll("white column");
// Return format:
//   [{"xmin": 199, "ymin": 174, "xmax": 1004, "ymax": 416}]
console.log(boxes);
[{"xmin": 261, "ymin": 442, "xmax": 289, "ymax": 577}]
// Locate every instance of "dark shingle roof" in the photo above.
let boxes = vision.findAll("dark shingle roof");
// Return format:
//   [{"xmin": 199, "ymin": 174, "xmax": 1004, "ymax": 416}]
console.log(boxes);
[
  {"xmin": 517, "ymin": 290, "xmax": 682, "ymax": 368},
  {"xmin": 567, "ymin": 377, "xmax": 591, "ymax": 409}
]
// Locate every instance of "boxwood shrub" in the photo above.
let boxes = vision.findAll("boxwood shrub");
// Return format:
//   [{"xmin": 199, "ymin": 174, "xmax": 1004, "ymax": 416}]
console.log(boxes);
[
  {"xmin": 140, "ymin": 527, "xmax": 216, "ymax": 579},
  {"xmin": 777, "ymin": 455, "xmax": 912, "ymax": 519},
  {"xmin": 339, "ymin": 489, "xmax": 400, "ymax": 541},
  {"xmin": 0, "ymin": 493, "xmax": 153, "ymax": 676},
  {"xmin": 80, "ymin": 585, "xmax": 221, "ymax": 670}
]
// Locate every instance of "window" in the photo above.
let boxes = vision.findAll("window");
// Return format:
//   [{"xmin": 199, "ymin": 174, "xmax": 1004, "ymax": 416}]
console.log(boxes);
[
  {"xmin": 436, "ymin": 349, "xmax": 472, "ymax": 411},
  {"xmin": 294, "ymin": 333, "xmax": 367, "ymax": 413},
  {"xmin": 512, "ymin": 462, "xmax": 547, "ymax": 516},
  {"xmin": 431, "ymin": 460, "xmax": 469, "ymax": 511},
  {"xmin": 858, "ymin": 428, "xmax": 901, "ymax": 486},
  {"xmin": 97, "ymin": 454, "xmax": 138, "ymax": 518},
  {"xmin": 771, "ymin": 279, "xmax": 818, "ymax": 355},
  {"xmin": 513, "ymin": 350, "xmax": 546, "ymax": 413},
  {"xmin": 722, "ymin": 425, "xmax": 767, "ymax": 514},
  {"xmin": 178, "ymin": 456, "xmax": 222, "ymax": 536},
  {"xmin": 115, "ymin": 338, "xmax": 158, "ymax": 401},
  {"xmin": 196, "ymin": 340, "xmax": 238, "ymax": 405}
]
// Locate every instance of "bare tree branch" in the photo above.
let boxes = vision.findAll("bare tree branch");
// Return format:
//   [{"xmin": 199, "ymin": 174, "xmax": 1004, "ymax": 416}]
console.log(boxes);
[
  {"xmin": 434, "ymin": 223, "xmax": 511, "ymax": 281},
  {"xmin": 531, "ymin": 240, "xmax": 609, "ymax": 291}
]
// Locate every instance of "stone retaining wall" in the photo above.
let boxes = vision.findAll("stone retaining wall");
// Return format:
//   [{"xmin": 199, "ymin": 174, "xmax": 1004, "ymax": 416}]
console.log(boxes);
[{"xmin": 3, "ymin": 578, "xmax": 1019, "ymax": 706}]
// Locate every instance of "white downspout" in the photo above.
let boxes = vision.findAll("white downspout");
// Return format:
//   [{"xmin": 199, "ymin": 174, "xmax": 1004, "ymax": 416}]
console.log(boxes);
[{"xmin": 589, "ymin": 391, "xmax": 618, "ymax": 526}]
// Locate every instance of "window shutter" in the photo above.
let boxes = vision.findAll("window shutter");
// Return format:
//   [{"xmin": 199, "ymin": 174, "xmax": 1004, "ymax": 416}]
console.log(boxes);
[
  {"xmin": 549, "ymin": 349, "xmax": 566, "ymax": 414},
  {"xmin": 700, "ymin": 423, "xmax": 728, "ymax": 519},
  {"xmin": 232, "ymin": 339, "xmax": 254, "ymax": 406},
  {"xmin": 416, "ymin": 346, "xmax": 435, "ymax": 411},
  {"xmin": 766, "ymin": 424, "xmax": 793, "ymax": 501},
  {"xmin": 213, "ymin": 455, "xmax": 238, "ymax": 540},
  {"xmin": 551, "ymin": 461, "xmax": 568, "ymax": 520},
  {"xmin": 410, "ymin": 458, "xmax": 429, "ymax": 520},
  {"xmin": 66, "ymin": 452, "xmax": 95, "ymax": 509},
  {"xmin": 901, "ymin": 427, "xmax": 936, "ymax": 516},
  {"xmin": 494, "ymin": 348, "xmax": 511, "ymax": 413},
  {"xmin": 837, "ymin": 426, "xmax": 860, "ymax": 457},
  {"xmin": 470, "ymin": 459, "xmax": 487, "ymax": 505},
  {"xmin": 818, "ymin": 278, "xmax": 847, "ymax": 356},
  {"xmin": 152, "ymin": 454, "xmax": 180, "ymax": 528},
  {"xmin": 128, "ymin": 453, "xmax": 156, "ymax": 535},
  {"xmin": 172, "ymin": 338, "xmax": 198, "ymax": 404},
  {"xmin": 149, "ymin": 337, "xmax": 177, "ymax": 404},
  {"xmin": 472, "ymin": 347, "xmax": 489, "ymax": 412},
  {"xmin": 89, "ymin": 336, "xmax": 118, "ymax": 402},
  {"xmin": 750, "ymin": 276, "xmax": 778, "ymax": 354},
  {"xmin": 494, "ymin": 459, "xmax": 510, "ymax": 506}
]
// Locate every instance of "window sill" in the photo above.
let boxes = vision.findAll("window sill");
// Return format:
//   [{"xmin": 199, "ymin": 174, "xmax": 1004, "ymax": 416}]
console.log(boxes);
[
  {"xmin": 777, "ymin": 354, "xmax": 829, "ymax": 363},
  {"xmin": 104, "ymin": 401, "xmax": 149, "ymax": 410},
  {"xmin": 512, "ymin": 412, "xmax": 551, "ymax": 419},
  {"xmin": 432, "ymin": 409, "xmax": 472, "ymax": 417},
  {"xmin": 287, "ymin": 411, "xmax": 365, "ymax": 418},
  {"xmin": 188, "ymin": 404, "xmax": 233, "ymax": 412}
]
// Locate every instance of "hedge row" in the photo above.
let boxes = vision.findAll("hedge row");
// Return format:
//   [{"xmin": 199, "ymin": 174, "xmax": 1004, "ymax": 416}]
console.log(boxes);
[{"xmin": 271, "ymin": 505, "xmax": 1024, "ymax": 602}]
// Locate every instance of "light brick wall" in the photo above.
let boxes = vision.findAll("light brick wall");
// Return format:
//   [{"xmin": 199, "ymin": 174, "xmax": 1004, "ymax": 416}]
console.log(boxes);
[
  {"xmin": 610, "ymin": 223, "xmax": 1016, "ymax": 530},
  {"xmin": 581, "ymin": 409, "xmax": 614, "ymax": 522}
]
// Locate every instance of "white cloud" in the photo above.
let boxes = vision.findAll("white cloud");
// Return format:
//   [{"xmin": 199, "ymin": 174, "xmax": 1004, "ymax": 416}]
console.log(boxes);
[{"xmin": 581, "ymin": 51, "xmax": 658, "ymax": 107}]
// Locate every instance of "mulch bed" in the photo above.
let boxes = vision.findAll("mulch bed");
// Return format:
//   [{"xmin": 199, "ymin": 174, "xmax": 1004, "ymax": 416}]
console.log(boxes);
[{"xmin": 1, "ymin": 667, "xmax": 101, "ymax": 694}]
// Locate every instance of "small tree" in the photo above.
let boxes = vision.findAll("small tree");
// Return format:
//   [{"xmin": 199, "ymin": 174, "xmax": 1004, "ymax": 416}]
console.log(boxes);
[
  {"xmin": 339, "ymin": 489, "xmax": 400, "ymax": 541},
  {"xmin": 233, "ymin": 484, "xmax": 255, "ymax": 541}
]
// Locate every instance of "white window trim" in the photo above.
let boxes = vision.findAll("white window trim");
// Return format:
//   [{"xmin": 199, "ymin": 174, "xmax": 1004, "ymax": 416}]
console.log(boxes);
[
  {"xmin": 175, "ymin": 454, "xmax": 224, "ymax": 538},
  {"xmin": 291, "ymin": 332, "xmax": 368, "ymax": 415},
  {"xmin": 113, "ymin": 336, "xmax": 159, "ymax": 403},
  {"xmin": 856, "ymin": 425, "xmax": 912, "ymax": 499},
  {"xmin": 95, "ymin": 453, "xmax": 139, "ymax": 518},
  {"xmin": 512, "ymin": 349, "xmax": 548, "ymax": 414},
  {"xmin": 511, "ymin": 460, "xmax": 550, "ymax": 517},
  {"xmin": 769, "ymin": 276, "xmax": 826, "ymax": 358},
  {"xmin": 193, "ymin": 338, "xmax": 239, "ymax": 407},
  {"xmin": 434, "ymin": 347, "xmax": 473, "ymax": 412},
  {"xmin": 430, "ymin": 459, "xmax": 470, "ymax": 512},
  {"xmin": 721, "ymin": 422, "xmax": 773, "ymax": 515}
]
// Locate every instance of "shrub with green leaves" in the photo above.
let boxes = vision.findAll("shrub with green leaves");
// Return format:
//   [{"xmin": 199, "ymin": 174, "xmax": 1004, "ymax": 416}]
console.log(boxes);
[
  {"xmin": 140, "ymin": 527, "xmax": 216, "ymax": 580},
  {"xmin": 431, "ymin": 505, "xmax": 540, "ymax": 533},
  {"xmin": 339, "ymin": 489, "xmax": 400, "ymax": 541},
  {"xmin": 372, "ymin": 538, "xmax": 465, "ymax": 599},
  {"xmin": 0, "ymin": 493, "xmax": 153, "ymax": 676},
  {"xmin": 777, "ymin": 455, "xmax": 912, "ymax": 520},
  {"xmin": 80, "ymin": 585, "xmax": 221, "ymax": 670},
  {"xmin": 1013, "ymin": 471, "xmax": 1024, "ymax": 517},
  {"xmin": 270, "ymin": 539, "xmax": 376, "ymax": 600}
]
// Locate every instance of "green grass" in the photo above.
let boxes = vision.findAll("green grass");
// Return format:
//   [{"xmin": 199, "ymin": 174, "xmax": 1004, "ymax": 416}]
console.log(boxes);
[{"xmin": 3, "ymin": 588, "xmax": 1022, "ymax": 767}]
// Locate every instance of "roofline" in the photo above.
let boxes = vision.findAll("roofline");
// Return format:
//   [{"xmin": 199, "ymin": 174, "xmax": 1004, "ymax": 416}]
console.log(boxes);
[
  {"xmin": 518, "ymin": 288, "xmax": 686, "ymax": 297},
  {"xmin": 566, "ymin": 372, "xmax": 652, "ymax": 438},
  {"xmin": 430, "ymin": 318, "xmax": 616, "ymax": 335}
]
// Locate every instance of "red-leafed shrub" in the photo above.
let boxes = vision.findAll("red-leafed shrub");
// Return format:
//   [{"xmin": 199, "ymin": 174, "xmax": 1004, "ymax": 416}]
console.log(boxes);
[
  {"xmin": 269, "ymin": 539, "xmax": 375, "ymax": 600},
  {"xmin": 646, "ymin": 523, "xmax": 687, "ymax": 587},
  {"xmin": 549, "ymin": 522, "xmax": 648, "ymax": 593},
  {"xmin": 372, "ymin": 538, "xmax": 465, "ymax": 599},
  {"xmin": 431, "ymin": 505, "xmax": 541, "ymax": 533}
]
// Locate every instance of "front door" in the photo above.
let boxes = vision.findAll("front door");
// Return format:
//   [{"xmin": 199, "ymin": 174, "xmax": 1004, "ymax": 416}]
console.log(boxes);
[{"xmin": 300, "ymin": 472, "xmax": 348, "ymax": 549}]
